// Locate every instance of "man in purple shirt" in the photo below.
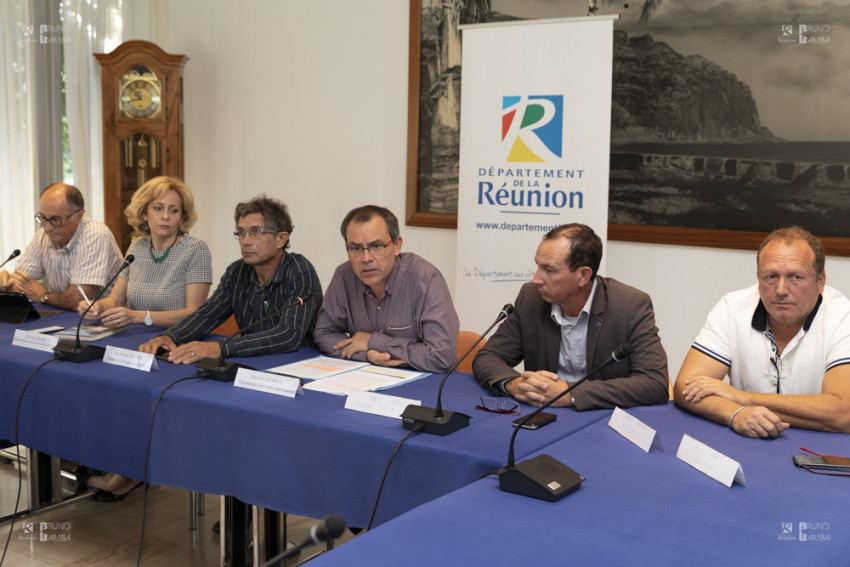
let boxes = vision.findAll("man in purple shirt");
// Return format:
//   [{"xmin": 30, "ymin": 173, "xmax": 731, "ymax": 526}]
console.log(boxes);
[{"xmin": 313, "ymin": 205, "xmax": 459, "ymax": 373}]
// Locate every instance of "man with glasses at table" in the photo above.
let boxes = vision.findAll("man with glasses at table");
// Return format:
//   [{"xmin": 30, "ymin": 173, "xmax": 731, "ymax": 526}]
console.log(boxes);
[
  {"xmin": 313, "ymin": 205, "xmax": 459, "ymax": 373},
  {"xmin": 675, "ymin": 226, "xmax": 850, "ymax": 438},
  {"xmin": 0, "ymin": 183, "xmax": 122, "ymax": 310},
  {"xmin": 139, "ymin": 195, "xmax": 322, "ymax": 363}
]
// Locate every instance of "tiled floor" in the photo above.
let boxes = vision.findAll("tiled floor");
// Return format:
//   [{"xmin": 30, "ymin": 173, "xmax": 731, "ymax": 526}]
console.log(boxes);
[{"xmin": 0, "ymin": 449, "xmax": 352, "ymax": 566}]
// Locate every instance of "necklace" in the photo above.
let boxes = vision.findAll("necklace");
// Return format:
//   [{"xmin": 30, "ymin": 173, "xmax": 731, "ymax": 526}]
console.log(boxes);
[{"xmin": 149, "ymin": 233, "xmax": 180, "ymax": 264}]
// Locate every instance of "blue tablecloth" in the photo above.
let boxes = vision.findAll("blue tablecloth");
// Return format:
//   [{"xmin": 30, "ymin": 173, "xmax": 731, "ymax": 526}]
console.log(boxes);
[
  {"xmin": 0, "ymin": 311, "xmax": 610, "ymax": 526},
  {"xmin": 310, "ymin": 403, "xmax": 850, "ymax": 565}
]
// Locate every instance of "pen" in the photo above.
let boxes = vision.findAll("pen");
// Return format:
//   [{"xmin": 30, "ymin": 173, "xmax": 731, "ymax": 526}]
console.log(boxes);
[{"xmin": 76, "ymin": 284, "xmax": 92, "ymax": 306}]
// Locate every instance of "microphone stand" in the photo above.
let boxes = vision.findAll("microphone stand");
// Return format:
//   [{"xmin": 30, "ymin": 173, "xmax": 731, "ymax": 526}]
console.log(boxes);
[
  {"xmin": 498, "ymin": 343, "xmax": 633, "ymax": 501},
  {"xmin": 53, "ymin": 256, "xmax": 134, "ymax": 363},
  {"xmin": 196, "ymin": 297, "xmax": 305, "ymax": 381},
  {"xmin": 401, "ymin": 304, "xmax": 514, "ymax": 436},
  {"xmin": 0, "ymin": 249, "xmax": 20, "ymax": 270},
  {"xmin": 260, "ymin": 514, "xmax": 346, "ymax": 567}
]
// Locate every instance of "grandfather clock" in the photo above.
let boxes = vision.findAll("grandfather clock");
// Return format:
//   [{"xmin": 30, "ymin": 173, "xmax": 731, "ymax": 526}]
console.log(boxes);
[{"xmin": 96, "ymin": 41, "xmax": 188, "ymax": 251}]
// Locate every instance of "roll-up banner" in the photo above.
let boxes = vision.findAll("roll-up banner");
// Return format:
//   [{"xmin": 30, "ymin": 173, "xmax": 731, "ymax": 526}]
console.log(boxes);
[{"xmin": 456, "ymin": 16, "xmax": 617, "ymax": 332}]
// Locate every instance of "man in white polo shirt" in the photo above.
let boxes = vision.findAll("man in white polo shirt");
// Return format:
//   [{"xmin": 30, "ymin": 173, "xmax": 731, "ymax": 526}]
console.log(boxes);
[
  {"xmin": 0, "ymin": 183, "xmax": 123, "ymax": 311},
  {"xmin": 675, "ymin": 226, "xmax": 850, "ymax": 438}
]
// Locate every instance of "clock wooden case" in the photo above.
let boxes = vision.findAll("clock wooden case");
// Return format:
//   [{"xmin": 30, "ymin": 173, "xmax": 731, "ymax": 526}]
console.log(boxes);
[{"xmin": 96, "ymin": 41, "xmax": 188, "ymax": 251}]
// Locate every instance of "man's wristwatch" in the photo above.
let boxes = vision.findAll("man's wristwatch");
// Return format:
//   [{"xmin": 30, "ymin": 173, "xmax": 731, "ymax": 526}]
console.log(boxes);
[
  {"xmin": 144, "ymin": 310, "xmax": 153, "ymax": 327},
  {"xmin": 40, "ymin": 293, "xmax": 49, "ymax": 305}
]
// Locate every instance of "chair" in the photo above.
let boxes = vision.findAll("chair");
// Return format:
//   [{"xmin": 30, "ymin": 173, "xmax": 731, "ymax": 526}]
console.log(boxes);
[
  {"xmin": 456, "ymin": 331, "xmax": 487, "ymax": 374},
  {"xmin": 213, "ymin": 314, "xmax": 239, "ymax": 337}
]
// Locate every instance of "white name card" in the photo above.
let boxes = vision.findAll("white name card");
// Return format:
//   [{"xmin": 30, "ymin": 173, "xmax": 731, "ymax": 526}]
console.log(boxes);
[
  {"xmin": 103, "ymin": 346, "xmax": 158, "ymax": 372},
  {"xmin": 345, "ymin": 390, "xmax": 421, "ymax": 419},
  {"xmin": 608, "ymin": 407, "xmax": 663, "ymax": 453},
  {"xmin": 234, "ymin": 368, "xmax": 302, "ymax": 398},
  {"xmin": 12, "ymin": 329, "xmax": 60, "ymax": 353},
  {"xmin": 676, "ymin": 434, "xmax": 747, "ymax": 488}
]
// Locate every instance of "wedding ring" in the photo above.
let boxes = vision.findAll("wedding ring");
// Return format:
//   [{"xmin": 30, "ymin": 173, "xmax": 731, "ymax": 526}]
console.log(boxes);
[{"xmin": 190, "ymin": 351, "xmax": 195, "ymax": 357}]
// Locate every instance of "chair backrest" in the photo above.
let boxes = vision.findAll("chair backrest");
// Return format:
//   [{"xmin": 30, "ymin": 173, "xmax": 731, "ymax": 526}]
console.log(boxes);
[
  {"xmin": 213, "ymin": 314, "xmax": 239, "ymax": 337},
  {"xmin": 456, "ymin": 331, "xmax": 486, "ymax": 374}
]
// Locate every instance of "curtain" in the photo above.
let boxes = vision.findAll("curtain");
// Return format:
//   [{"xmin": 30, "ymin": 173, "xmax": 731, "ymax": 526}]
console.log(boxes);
[
  {"xmin": 62, "ymin": 0, "xmax": 124, "ymax": 223},
  {"xmin": 62, "ymin": 0, "xmax": 164, "ymax": 222},
  {"xmin": 0, "ymin": 0, "xmax": 163, "ymax": 260},
  {"xmin": 0, "ymin": 2, "xmax": 39, "ymax": 258}
]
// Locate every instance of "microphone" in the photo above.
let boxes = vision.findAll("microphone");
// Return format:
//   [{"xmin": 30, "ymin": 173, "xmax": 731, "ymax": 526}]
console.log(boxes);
[
  {"xmin": 401, "ymin": 304, "xmax": 514, "ymax": 436},
  {"xmin": 195, "ymin": 296, "xmax": 305, "ymax": 381},
  {"xmin": 0, "ymin": 249, "xmax": 20, "ymax": 270},
  {"xmin": 260, "ymin": 514, "xmax": 346, "ymax": 567},
  {"xmin": 498, "ymin": 343, "xmax": 634, "ymax": 501},
  {"xmin": 53, "ymin": 255, "xmax": 135, "ymax": 363}
]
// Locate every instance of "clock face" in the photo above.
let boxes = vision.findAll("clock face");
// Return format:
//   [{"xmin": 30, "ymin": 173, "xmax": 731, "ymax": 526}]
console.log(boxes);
[{"xmin": 119, "ymin": 77, "xmax": 162, "ymax": 119}]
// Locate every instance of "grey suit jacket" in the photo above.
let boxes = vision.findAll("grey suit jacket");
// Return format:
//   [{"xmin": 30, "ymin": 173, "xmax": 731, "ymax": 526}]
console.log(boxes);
[{"xmin": 472, "ymin": 277, "xmax": 669, "ymax": 410}]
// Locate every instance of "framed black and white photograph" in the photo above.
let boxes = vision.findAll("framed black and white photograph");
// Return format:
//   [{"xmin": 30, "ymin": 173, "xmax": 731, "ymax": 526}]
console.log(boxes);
[{"xmin": 406, "ymin": 0, "xmax": 850, "ymax": 254}]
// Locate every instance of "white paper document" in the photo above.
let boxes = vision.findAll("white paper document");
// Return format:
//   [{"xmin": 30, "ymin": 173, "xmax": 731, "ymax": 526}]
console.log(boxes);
[
  {"xmin": 608, "ymin": 407, "xmax": 663, "ymax": 453},
  {"xmin": 303, "ymin": 366, "xmax": 426, "ymax": 395},
  {"xmin": 676, "ymin": 434, "xmax": 747, "ymax": 488},
  {"xmin": 12, "ymin": 329, "xmax": 60, "ymax": 353},
  {"xmin": 344, "ymin": 390, "xmax": 421, "ymax": 419},
  {"xmin": 266, "ymin": 355, "xmax": 426, "ymax": 394},
  {"xmin": 234, "ymin": 368, "xmax": 303, "ymax": 398},
  {"xmin": 103, "ymin": 345, "xmax": 158, "ymax": 372},
  {"xmin": 265, "ymin": 355, "xmax": 367, "ymax": 380}
]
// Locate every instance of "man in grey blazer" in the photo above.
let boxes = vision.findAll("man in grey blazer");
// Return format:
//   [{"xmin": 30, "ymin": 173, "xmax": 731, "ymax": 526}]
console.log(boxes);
[{"xmin": 473, "ymin": 223, "xmax": 669, "ymax": 411}]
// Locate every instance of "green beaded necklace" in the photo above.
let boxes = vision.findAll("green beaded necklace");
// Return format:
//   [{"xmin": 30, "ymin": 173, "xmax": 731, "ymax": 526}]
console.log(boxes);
[{"xmin": 149, "ymin": 232, "xmax": 180, "ymax": 264}]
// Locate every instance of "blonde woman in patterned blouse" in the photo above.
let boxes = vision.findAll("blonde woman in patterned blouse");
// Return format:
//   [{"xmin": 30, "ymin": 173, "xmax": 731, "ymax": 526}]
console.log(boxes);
[
  {"xmin": 77, "ymin": 176, "xmax": 212, "ymax": 329},
  {"xmin": 75, "ymin": 176, "xmax": 212, "ymax": 501}
]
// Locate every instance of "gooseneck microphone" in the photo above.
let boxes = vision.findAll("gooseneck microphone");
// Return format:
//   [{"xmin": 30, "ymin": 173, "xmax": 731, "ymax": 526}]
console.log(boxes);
[
  {"xmin": 53, "ymin": 255, "xmax": 135, "ymax": 363},
  {"xmin": 261, "ymin": 514, "xmax": 346, "ymax": 567},
  {"xmin": 498, "ymin": 343, "xmax": 634, "ymax": 501},
  {"xmin": 195, "ymin": 296, "xmax": 305, "ymax": 381},
  {"xmin": 0, "ymin": 249, "xmax": 20, "ymax": 270},
  {"xmin": 401, "ymin": 304, "xmax": 514, "ymax": 436}
]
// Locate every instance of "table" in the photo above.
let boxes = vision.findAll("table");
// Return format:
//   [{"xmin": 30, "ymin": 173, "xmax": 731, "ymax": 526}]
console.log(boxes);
[
  {"xmin": 0, "ymin": 311, "xmax": 610, "ymax": 527},
  {"xmin": 309, "ymin": 403, "xmax": 850, "ymax": 566}
]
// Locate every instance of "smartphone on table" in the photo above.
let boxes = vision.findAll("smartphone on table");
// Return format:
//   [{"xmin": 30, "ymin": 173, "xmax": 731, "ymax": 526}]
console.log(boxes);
[
  {"xmin": 793, "ymin": 453, "xmax": 850, "ymax": 472},
  {"xmin": 512, "ymin": 412, "xmax": 556, "ymax": 430}
]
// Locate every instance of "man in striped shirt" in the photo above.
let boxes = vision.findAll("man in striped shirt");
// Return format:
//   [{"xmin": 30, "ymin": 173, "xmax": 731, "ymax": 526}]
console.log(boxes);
[
  {"xmin": 139, "ymin": 195, "xmax": 321, "ymax": 363},
  {"xmin": 675, "ymin": 227, "xmax": 850, "ymax": 437},
  {"xmin": 0, "ymin": 183, "xmax": 123, "ymax": 310}
]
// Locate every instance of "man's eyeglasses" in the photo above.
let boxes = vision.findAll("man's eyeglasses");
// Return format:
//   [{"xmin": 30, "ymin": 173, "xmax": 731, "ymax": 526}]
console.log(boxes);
[
  {"xmin": 346, "ymin": 239, "xmax": 394, "ymax": 257},
  {"xmin": 475, "ymin": 396, "xmax": 520, "ymax": 415},
  {"xmin": 35, "ymin": 211, "xmax": 81, "ymax": 228},
  {"xmin": 233, "ymin": 227, "xmax": 280, "ymax": 240}
]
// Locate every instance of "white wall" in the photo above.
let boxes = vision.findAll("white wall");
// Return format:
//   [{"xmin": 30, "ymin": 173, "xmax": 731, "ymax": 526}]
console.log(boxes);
[{"xmin": 161, "ymin": 0, "xmax": 850, "ymax": 379}]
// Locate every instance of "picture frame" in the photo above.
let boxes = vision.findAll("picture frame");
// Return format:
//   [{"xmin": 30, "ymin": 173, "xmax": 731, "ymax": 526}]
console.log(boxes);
[
  {"xmin": 405, "ymin": 0, "xmax": 458, "ymax": 229},
  {"xmin": 405, "ymin": 1, "xmax": 850, "ymax": 256}
]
